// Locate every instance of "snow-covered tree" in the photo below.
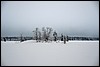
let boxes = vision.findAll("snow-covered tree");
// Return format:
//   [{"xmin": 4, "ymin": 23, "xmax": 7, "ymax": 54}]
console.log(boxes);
[
  {"xmin": 33, "ymin": 28, "xmax": 39, "ymax": 42},
  {"xmin": 42, "ymin": 27, "xmax": 46, "ymax": 41},
  {"xmin": 20, "ymin": 34, "xmax": 24, "ymax": 42},
  {"xmin": 64, "ymin": 36, "xmax": 66, "ymax": 44},
  {"xmin": 38, "ymin": 31, "xmax": 41, "ymax": 42},
  {"xmin": 66, "ymin": 35, "xmax": 69, "ymax": 42},
  {"xmin": 46, "ymin": 27, "xmax": 53, "ymax": 41},
  {"xmin": 53, "ymin": 31, "xmax": 57, "ymax": 41},
  {"xmin": 42, "ymin": 27, "xmax": 53, "ymax": 42},
  {"xmin": 61, "ymin": 34, "xmax": 63, "ymax": 41},
  {"xmin": 3, "ymin": 37, "xmax": 6, "ymax": 42}
]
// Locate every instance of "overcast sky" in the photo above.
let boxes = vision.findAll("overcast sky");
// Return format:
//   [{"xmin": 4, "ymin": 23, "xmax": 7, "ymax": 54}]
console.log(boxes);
[{"xmin": 1, "ymin": 1, "xmax": 99, "ymax": 37}]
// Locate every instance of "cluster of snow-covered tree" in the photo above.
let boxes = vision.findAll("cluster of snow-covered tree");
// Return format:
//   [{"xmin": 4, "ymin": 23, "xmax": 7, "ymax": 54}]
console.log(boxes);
[{"xmin": 32, "ymin": 27, "xmax": 68, "ymax": 44}]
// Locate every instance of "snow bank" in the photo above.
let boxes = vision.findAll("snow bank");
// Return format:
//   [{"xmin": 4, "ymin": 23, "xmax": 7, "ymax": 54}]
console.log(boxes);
[{"xmin": 1, "ymin": 40, "xmax": 99, "ymax": 66}]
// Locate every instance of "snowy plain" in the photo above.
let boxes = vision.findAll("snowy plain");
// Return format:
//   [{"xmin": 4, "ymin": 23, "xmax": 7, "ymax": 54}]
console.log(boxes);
[{"xmin": 1, "ymin": 40, "xmax": 99, "ymax": 66}]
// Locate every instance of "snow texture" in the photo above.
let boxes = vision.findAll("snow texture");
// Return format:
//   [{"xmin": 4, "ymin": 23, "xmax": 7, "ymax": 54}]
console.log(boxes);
[{"xmin": 1, "ymin": 40, "xmax": 99, "ymax": 66}]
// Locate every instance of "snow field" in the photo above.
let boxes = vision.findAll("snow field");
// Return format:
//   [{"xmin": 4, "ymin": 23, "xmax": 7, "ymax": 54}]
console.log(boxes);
[{"xmin": 1, "ymin": 40, "xmax": 99, "ymax": 66}]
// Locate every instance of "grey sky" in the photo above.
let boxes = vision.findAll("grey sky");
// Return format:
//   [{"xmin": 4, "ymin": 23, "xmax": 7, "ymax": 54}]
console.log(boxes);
[{"xmin": 1, "ymin": 1, "xmax": 99, "ymax": 37}]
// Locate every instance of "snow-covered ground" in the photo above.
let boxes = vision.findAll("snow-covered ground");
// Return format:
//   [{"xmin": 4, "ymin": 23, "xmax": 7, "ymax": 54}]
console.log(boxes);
[{"xmin": 1, "ymin": 40, "xmax": 99, "ymax": 66}]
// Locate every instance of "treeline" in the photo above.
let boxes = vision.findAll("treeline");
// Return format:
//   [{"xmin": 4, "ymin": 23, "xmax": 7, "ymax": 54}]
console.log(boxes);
[
  {"xmin": 68, "ymin": 37, "xmax": 99, "ymax": 41},
  {"xmin": 1, "ymin": 37, "xmax": 33, "ymax": 41},
  {"xmin": 1, "ymin": 27, "xmax": 99, "ymax": 42},
  {"xmin": 1, "ymin": 36, "xmax": 99, "ymax": 41}
]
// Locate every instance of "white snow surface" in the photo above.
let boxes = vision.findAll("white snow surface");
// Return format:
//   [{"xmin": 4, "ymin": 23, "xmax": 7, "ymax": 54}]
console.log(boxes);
[{"xmin": 1, "ymin": 40, "xmax": 99, "ymax": 66}]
